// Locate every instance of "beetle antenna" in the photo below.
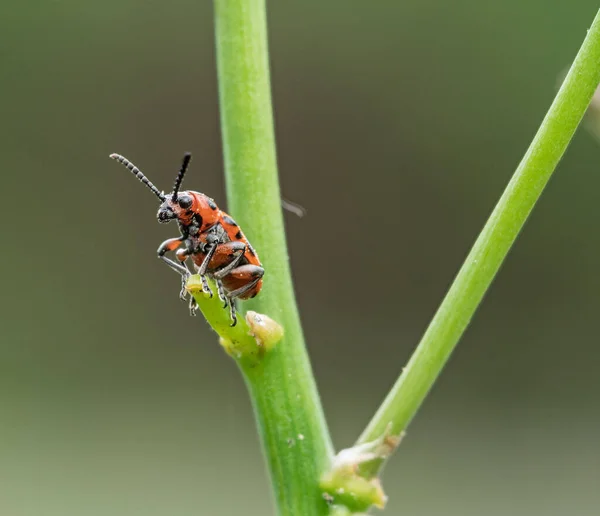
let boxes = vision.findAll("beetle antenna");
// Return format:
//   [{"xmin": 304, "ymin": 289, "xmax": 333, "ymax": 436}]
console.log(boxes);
[
  {"xmin": 110, "ymin": 153, "xmax": 166, "ymax": 201},
  {"xmin": 172, "ymin": 152, "xmax": 192, "ymax": 201}
]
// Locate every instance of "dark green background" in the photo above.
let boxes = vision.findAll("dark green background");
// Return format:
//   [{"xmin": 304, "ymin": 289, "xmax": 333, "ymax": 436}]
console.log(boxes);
[{"xmin": 2, "ymin": 1, "xmax": 599, "ymax": 515}]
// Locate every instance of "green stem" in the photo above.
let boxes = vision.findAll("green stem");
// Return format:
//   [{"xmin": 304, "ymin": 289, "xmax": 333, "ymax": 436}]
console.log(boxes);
[
  {"xmin": 357, "ymin": 9, "xmax": 600, "ymax": 477},
  {"xmin": 213, "ymin": 0, "xmax": 334, "ymax": 514}
]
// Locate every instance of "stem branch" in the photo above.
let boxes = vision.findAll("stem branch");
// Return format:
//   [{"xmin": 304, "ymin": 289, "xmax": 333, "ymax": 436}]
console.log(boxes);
[{"xmin": 357, "ymin": 8, "xmax": 600, "ymax": 477}]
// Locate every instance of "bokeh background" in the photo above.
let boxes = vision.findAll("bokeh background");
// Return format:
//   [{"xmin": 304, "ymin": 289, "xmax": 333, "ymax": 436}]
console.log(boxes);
[{"xmin": 2, "ymin": 1, "xmax": 600, "ymax": 515}]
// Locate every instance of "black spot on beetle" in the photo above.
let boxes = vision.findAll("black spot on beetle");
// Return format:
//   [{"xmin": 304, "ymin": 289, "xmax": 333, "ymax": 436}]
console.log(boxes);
[
  {"xmin": 223, "ymin": 215, "xmax": 238, "ymax": 226},
  {"xmin": 235, "ymin": 230, "xmax": 243, "ymax": 239},
  {"xmin": 208, "ymin": 199, "xmax": 218, "ymax": 210}
]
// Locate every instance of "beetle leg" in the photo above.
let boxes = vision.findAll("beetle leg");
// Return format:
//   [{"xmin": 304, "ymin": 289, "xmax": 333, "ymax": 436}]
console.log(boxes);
[
  {"xmin": 174, "ymin": 245, "xmax": 197, "ymax": 299},
  {"xmin": 228, "ymin": 299, "xmax": 237, "ymax": 327},
  {"xmin": 157, "ymin": 236, "xmax": 193, "ymax": 299},
  {"xmin": 177, "ymin": 263, "xmax": 194, "ymax": 300},
  {"xmin": 159, "ymin": 255, "xmax": 190, "ymax": 277},
  {"xmin": 203, "ymin": 242, "xmax": 245, "ymax": 313},
  {"xmin": 222, "ymin": 265, "xmax": 264, "ymax": 326},
  {"xmin": 157, "ymin": 237, "xmax": 189, "ymax": 275},
  {"xmin": 213, "ymin": 246, "xmax": 246, "ymax": 279},
  {"xmin": 189, "ymin": 296, "xmax": 198, "ymax": 316},
  {"xmin": 161, "ymin": 256, "xmax": 191, "ymax": 300},
  {"xmin": 157, "ymin": 236, "xmax": 185, "ymax": 257},
  {"xmin": 223, "ymin": 265, "xmax": 265, "ymax": 300},
  {"xmin": 175, "ymin": 238, "xmax": 194, "ymax": 261},
  {"xmin": 227, "ymin": 276, "xmax": 263, "ymax": 300},
  {"xmin": 216, "ymin": 279, "xmax": 228, "ymax": 308},
  {"xmin": 197, "ymin": 243, "xmax": 217, "ymax": 275},
  {"xmin": 195, "ymin": 243, "xmax": 219, "ymax": 298}
]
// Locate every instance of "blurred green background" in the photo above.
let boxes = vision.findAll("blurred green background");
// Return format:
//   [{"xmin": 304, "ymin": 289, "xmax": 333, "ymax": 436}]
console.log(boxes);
[{"xmin": 2, "ymin": 1, "xmax": 600, "ymax": 515}]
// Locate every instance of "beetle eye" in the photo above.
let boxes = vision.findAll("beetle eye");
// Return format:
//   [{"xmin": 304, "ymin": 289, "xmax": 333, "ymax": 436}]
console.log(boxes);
[{"xmin": 178, "ymin": 194, "xmax": 193, "ymax": 209}]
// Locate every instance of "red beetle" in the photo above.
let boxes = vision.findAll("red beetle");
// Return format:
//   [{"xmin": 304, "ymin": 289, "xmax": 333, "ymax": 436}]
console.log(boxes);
[{"xmin": 110, "ymin": 153, "xmax": 264, "ymax": 325}]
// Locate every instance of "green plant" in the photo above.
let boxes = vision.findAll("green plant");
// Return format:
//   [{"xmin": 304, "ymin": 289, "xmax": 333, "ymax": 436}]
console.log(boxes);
[{"xmin": 188, "ymin": 3, "xmax": 600, "ymax": 515}]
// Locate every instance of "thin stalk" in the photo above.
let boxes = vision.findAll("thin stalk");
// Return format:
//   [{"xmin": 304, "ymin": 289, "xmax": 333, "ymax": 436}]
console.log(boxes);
[
  {"xmin": 213, "ymin": 1, "xmax": 334, "ymax": 515},
  {"xmin": 357, "ymin": 8, "xmax": 600, "ymax": 477}
]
